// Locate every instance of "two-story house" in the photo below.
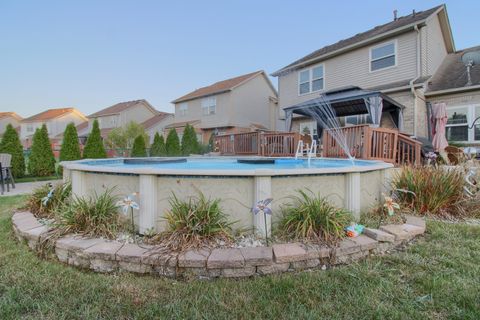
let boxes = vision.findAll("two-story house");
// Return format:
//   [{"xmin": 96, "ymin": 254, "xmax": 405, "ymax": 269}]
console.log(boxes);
[
  {"xmin": 21, "ymin": 108, "xmax": 87, "ymax": 148},
  {"xmin": 87, "ymin": 99, "xmax": 172, "ymax": 140},
  {"xmin": 169, "ymin": 70, "xmax": 278, "ymax": 142},
  {"xmin": 272, "ymin": 4, "xmax": 455, "ymax": 139},
  {"xmin": 0, "ymin": 112, "xmax": 23, "ymax": 137}
]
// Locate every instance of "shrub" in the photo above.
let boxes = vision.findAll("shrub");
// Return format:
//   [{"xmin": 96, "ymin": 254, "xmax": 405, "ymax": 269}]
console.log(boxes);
[
  {"xmin": 29, "ymin": 124, "xmax": 56, "ymax": 176},
  {"xmin": 55, "ymin": 188, "xmax": 123, "ymax": 239},
  {"xmin": 160, "ymin": 192, "xmax": 234, "ymax": 250},
  {"xmin": 0, "ymin": 123, "xmax": 25, "ymax": 177},
  {"xmin": 150, "ymin": 132, "xmax": 166, "ymax": 156},
  {"xmin": 59, "ymin": 123, "xmax": 81, "ymax": 173},
  {"xmin": 28, "ymin": 182, "xmax": 72, "ymax": 218},
  {"xmin": 392, "ymin": 166, "xmax": 464, "ymax": 215},
  {"xmin": 207, "ymin": 132, "xmax": 215, "ymax": 153},
  {"xmin": 278, "ymin": 189, "xmax": 352, "ymax": 244},
  {"xmin": 83, "ymin": 119, "xmax": 107, "ymax": 159},
  {"xmin": 166, "ymin": 128, "xmax": 181, "ymax": 156},
  {"xmin": 131, "ymin": 135, "xmax": 147, "ymax": 157},
  {"xmin": 181, "ymin": 124, "xmax": 200, "ymax": 155},
  {"xmin": 106, "ymin": 121, "xmax": 149, "ymax": 151}
]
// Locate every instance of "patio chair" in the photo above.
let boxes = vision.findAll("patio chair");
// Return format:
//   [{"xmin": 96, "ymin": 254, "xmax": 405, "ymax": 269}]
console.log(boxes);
[
  {"xmin": 444, "ymin": 146, "xmax": 466, "ymax": 165},
  {"xmin": 0, "ymin": 153, "xmax": 15, "ymax": 195}
]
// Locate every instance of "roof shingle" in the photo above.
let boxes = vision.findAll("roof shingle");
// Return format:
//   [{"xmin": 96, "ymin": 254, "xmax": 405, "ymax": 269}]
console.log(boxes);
[
  {"xmin": 88, "ymin": 99, "xmax": 153, "ymax": 118},
  {"xmin": 141, "ymin": 112, "xmax": 173, "ymax": 129},
  {"xmin": 23, "ymin": 108, "xmax": 84, "ymax": 122},
  {"xmin": 0, "ymin": 112, "xmax": 23, "ymax": 121}
]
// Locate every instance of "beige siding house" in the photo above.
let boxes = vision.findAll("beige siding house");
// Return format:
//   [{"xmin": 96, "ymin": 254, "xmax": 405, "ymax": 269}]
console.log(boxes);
[
  {"xmin": 21, "ymin": 108, "xmax": 87, "ymax": 148},
  {"xmin": 169, "ymin": 71, "xmax": 278, "ymax": 142},
  {"xmin": 0, "ymin": 112, "xmax": 23, "ymax": 137},
  {"xmin": 87, "ymin": 99, "xmax": 167, "ymax": 139},
  {"xmin": 142, "ymin": 113, "xmax": 174, "ymax": 144},
  {"xmin": 272, "ymin": 5, "xmax": 455, "ymax": 138}
]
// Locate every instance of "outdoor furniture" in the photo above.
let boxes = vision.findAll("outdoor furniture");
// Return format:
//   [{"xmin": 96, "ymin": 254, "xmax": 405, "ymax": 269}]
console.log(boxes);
[
  {"xmin": 0, "ymin": 153, "xmax": 16, "ymax": 195},
  {"xmin": 444, "ymin": 146, "xmax": 466, "ymax": 165}
]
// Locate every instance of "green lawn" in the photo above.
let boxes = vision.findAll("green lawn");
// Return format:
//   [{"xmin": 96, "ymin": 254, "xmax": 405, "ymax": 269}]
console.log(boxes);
[
  {"xmin": 14, "ymin": 175, "xmax": 61, "ymax": 184},
  {"xmin": 0, "ymin": 196, "xmax": 479, "ymax": 319}
]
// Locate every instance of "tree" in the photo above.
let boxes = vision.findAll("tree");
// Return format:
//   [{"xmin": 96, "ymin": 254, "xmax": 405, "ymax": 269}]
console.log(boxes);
[
  {"xmin": 150, "ymin": 132, "xmax": 166, "ymax": 156},
  {"xmin": 0, "ymin": 124, "xmax": 25, "ymax": 177},
  {"xmin": 165, "ymin": 128, "xmax": 181, "ymax": 156},
  {"xmin": 131, "ymin": 135, "xmax": 147, "ymax": 157},
  {"xmin": 83, "ymin": 119, "xmax": 107, "ymax": 159},
  {"xmin": 59, "ymin": 123, "xmax": 81, "ymax": 169},
  {"xmin": 181, "ymin": 124, "xmax": 200, "ymax": 155},
  {"xmin": 106, "ymin": 121, "xmax": 149, "ymax": 152},
  {"xmin": 29, "ymin": 124, "xmax": 56, "ymax": 176},
  {"xmin": 207, "ymin": 132, "xmax": 215, "ymax": 153}
]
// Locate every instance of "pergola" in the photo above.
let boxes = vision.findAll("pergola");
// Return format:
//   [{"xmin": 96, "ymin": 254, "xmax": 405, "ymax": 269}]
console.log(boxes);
[{"xmin": 283, "ymin": 86, "xmax": 405, "ymax": 137}]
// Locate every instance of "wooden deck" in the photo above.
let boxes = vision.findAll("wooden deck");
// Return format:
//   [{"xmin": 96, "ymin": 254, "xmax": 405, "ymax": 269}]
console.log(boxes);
[{"xmin": 214, "ymin": 125, "xmax": 422, "ymax": 165}]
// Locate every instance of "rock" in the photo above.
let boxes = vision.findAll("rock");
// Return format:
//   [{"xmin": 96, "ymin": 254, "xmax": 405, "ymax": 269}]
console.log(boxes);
[
  {"xmin": 178, "ymin": 249, "xmax": 210, "ymax": 268},
  {"xmin": 221, "ymin": 267, "xmax": 256, "ymax": 278},
  {"xmin": 364, "ymin": 228, "xmax": 395, "ymax": 242},
  {"xmin": 333, "ymin": 239, "xmax": 361, "ymax": 256},
  {"xmin": 116, "ymin": 243, "xmax": 152, "ymax": 263},
  {"xmin": 292, "ymin": 258, "xmax": 320, "ymax": 270},
  {"xmin": 256, "ymin": 262, "xmax": 290, "ymax": 275},
  {"xmin": 207, "ymin": 248, "xmax": 245, "ymax": 269},
  {"xmin": 351, "ymin": 235, "xmax": 378, "ymax": 251},
  {"xmin": 83, "ymin": 240, "xmax": 124, "ymax": 261},
  {"xmin": 239, "ymin": 247, "xmax": 273, "ymax": 266},
  {"xmin": 272, "ymin": 243, "xmax": 307, "ymax": 263}
]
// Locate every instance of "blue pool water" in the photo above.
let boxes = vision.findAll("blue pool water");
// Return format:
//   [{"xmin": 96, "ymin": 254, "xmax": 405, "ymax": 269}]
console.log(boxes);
[{"xmin": 81, "ymin": 158, "xmax": 378, "ymax": 170}]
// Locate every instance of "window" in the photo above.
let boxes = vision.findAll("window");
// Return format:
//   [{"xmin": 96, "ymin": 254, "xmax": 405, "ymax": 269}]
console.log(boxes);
[
  {"xmin": 345, "ymin": 114, "xmax": 372, "ymax": 126},
  {"xmin": 26, "ymin": 125, "xmax": 34, "ymax": 132},
  {"xmin": 445, "ymin": 105, "xmax": 480, "ymax": 142},
  {"xmin": 202, "ymin": 96, "xmax": 216, "ymax": 115},
  {"xmin": 179, "ymin": 102, "xmax": 188, "ymax": 116},
  {"xmin": 298, "ymin": 65, "xmax": 324, "ymax": 95},
  {"xmin": 370, "ymin": 41, "xmax": 396, "ymax": 71}
]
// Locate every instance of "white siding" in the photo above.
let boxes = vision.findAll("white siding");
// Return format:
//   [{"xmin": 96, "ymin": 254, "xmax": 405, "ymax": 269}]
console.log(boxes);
[
  {"xmin": 424, "ymin": 14, "xmax": 448, "ymax": 76},
  {"xmin": 0, "ymin": 117, "xmax": 21, "ymax": 136}
]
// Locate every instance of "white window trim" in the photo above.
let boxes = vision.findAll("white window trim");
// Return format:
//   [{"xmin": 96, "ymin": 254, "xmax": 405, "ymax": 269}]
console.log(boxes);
[
  {"xmin": 369, "ymin": 40, "xmax": 398, "ymax": 73},
  {"xmin": 202, "ymin": 96, "xmax": 216, "ymax": 116},
  {"xmin": 298, "ymin": 64, "xmax": 325, "ymax": 96},
  {"xmin": 178, "ymin": 102, "xmax": 188, "ymax": 116},
  {"xmin": 445, "ymin": 104, "xmax": 480, "ymax": 143}
]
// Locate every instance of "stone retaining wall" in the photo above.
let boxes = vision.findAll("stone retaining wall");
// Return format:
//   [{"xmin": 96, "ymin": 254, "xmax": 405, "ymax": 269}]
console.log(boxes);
[{"xmin": 11, "ymin": 211, "xmax": 426, "ymax": 279}]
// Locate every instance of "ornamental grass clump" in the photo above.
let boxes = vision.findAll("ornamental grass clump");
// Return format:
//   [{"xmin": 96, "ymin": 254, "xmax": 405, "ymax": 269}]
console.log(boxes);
[
  {"xmin": 392, "ymin": 166, "xmax": 464, "ymax": 216},
  {"xmin": 27, "ymin": 182, "xmax": 72, "ymax": 218},
  {"xmin": 54, "ymin": 188, "xmax": 124, "ymax": 239},
  {"xmin": 158, "ymin": 192, "xmax": 234, "ymax": 251},
  {"xmin": 278, "ymin": 189, "xmax": 352, "ymax": 244}
]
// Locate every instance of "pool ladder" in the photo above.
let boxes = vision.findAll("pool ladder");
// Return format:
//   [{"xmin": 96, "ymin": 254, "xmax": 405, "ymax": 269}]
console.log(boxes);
[{"xmin": 295, "ymin": 140, "xmax": 317, "ymax": 161}]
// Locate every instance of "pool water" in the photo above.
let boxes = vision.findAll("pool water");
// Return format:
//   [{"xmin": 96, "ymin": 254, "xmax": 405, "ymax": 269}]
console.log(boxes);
[{"xmin": 82, "ymin": 158, "xmax": 378, "ymax": 171}]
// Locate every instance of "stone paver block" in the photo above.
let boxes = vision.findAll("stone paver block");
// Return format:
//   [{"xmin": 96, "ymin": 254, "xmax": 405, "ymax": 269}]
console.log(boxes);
[
  {"xmin": 84, "ymin": 240, "xmax": 124, "ymax": 261},
  {"xmin": 364, "ymin": 228, "xmax": 395, "ymax": 242},
  {"xmin": 292, "ymin": 258, "xmax": 320, "ymax": 270},
  {"xmin": 402, "ymin": 224, "xmax": 425, "ymax": 237},
  {"xmin": 116, "ymin": 243, "xmax": 152, "ymax": 263},
  {"xmin": 373, "ymin": 242, "xmax": 394, "ymax": 255},
  {"xmin": 119, "ymin": 261, "xmax": 152, "ymax": 274},
  {"xmin": 208, "ymin": 248, "xmax": 245, "ymax": 269},
  {"xmin": 221, "ymin": 267, "xmax": 256, "ymax": 278},
  {"xmin": 14, "ymin": 217, "xmax": 43, "ymax": 232},
  {"xmin": 142, "ymin": 252, "xmax": 178, "ymax": 267},
  {"xmin": 405, "ymin": 215, "xmax": 426, "ymax": 230},
  {"xmin": 302, "ymin": 244, "xmax": 331, "ymax": 259},
  {"xmin": 256, "ymin": 262, "xmax": 290, "ymax": 275},
  {"xmin": 56, "ymin": 235, "xmax": 103, "ymax": 252},
  {"xmin": 336, "ymin": 250, "xmax": 369, "ymax": 264},
  {"xmin": 12, "ymin": 211, "xmax": 34, "ymax": 222},
  {"xmin": 178, "ymin": 249, "xmax": 210, "ymax": 268},
  {"xmin": 273, "ymin": 243, "xmax": 307, "ymax": 263},
  {"xmin": 351, "ymin": 235, "xmax": 378, "ymax": 251},
  {"xmin": 334, "ymin": 239, "xmax": 361, "ymax": 256},
  {"xmin": 90, "ymin": 259, "xmax": 117, "ymax": 273},
  {"xmin": 239, "ymin": 247, "xmax": 273, "ymax": 266},
  {"xmin": 380, "ymin": 224, "xmax": 413, "ymax": 241}
]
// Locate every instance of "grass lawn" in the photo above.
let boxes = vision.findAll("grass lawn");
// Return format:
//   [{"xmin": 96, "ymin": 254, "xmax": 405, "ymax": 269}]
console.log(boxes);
[
  {"xmin": 1, "ymin": 196, "xmax": 479, "ymax": 319},
  {"xmin": 14, "ymin": 175, "xmax": 61, "ymax": 184}
]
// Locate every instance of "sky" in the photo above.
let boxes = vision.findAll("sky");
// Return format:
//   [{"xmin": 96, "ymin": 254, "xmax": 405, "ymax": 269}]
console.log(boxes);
[{"xmin": 1, "ymin": 0, "xmax": 479, "ymax": 117}]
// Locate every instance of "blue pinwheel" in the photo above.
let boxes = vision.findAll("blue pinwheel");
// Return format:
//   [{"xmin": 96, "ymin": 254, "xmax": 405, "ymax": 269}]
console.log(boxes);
[{"xmin": 252, "ymin": 198, "xmax": 273, "ymax": 244}]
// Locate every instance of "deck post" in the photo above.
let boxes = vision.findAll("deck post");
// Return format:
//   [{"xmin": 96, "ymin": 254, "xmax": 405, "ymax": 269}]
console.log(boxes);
[
  {"xmin": 139, "ymin": 174, "xmax": 158, "ymax": 234},
  {"xmin": 253, "ymin": 176, "xmax": 272, "ymax": 238},
  {"xmin": 345, "ymin": 172, "xmax": 361, "ymax": 219}
]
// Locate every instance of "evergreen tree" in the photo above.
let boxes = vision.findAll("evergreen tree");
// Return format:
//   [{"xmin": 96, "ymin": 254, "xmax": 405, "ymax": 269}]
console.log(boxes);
[
  {"xmin": 83, "ymin": 119, "xmax": 107, "ymax": 159},
  {"xmin": 165, "ymin": 128, "xmax": 181, "ymax": 156},
  {"xmin": 59, "ymin": 122, "xmax": 81, "ymax": 162},
  {"xmin": 131, "ymin": 135, "xmax": 147, "ymax": 157},
  {"xmin": 207, "ymin": 132, "xmax": 215, "ymax": 153},
  {"xmin": 0, "ymin": 124, "xmax": 25, "ymax": 177},
  {"xmin": 150, "ymin": 132, "xmax": 167, "ymax": 156},
  {"xmin": 181, "ymin": 124, "xmax": 200, "ymax": 155},
  {"xmin": 29, "ymin": 124, "xmax": 56, "ymax": 176}
]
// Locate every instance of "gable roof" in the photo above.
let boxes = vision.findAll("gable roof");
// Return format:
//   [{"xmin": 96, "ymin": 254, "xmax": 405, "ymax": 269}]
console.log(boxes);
[
  {"xmin": 141, "ymin": 112, "xmax": 173, "ymax": 129},
  {"xmin": 426, "ymin": 45, "xmax": 480, "ymax": 94},
  {"xmin": 0, "ymin": 112, "xmax": 23, "ymax": 121},
  {"xmin": 172, "ymin": 71, "xmax": 267, "ymax": 103},
  {"xmin": 272, "ymin": 5, "xmax": 446, "ymax": 76},
  {"xmin": 23, "ymin": 108, "xmax": 86, "ymax": 123},
  {"xmin": 88, "ymin": 99, "xmax": 158, "ymax": 118}
]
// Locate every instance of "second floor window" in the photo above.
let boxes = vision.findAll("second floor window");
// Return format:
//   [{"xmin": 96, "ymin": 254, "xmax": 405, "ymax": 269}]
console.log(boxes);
[
  {"xmin": 26, "ymin": 125, "xmax": 34, "ymax": 132},
  {"xmin": 202, "ymin": 96, "xmax": 216, "ymax": 115},
  {"xmin": 179, "ymin": 102, "xmax": 188, "ymax": 116},
  {"xmin": 298, "ymin": 65, "xmax": 324, "ymax": 95},
  {"xmin": 370, "ymin": 41, "xmax": 396, "ymax": 71}
]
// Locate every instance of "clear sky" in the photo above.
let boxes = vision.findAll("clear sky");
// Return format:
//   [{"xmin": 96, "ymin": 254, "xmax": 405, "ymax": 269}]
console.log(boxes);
[{"xmin": 1, "ymin": 0, "xmax": 479, "ymax": 117}]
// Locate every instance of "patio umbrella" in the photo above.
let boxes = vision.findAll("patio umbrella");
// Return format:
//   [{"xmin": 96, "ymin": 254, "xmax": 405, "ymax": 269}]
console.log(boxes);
[{"xmin": 431, "ymin": 103, "xmax": 449, "ymax": 152}]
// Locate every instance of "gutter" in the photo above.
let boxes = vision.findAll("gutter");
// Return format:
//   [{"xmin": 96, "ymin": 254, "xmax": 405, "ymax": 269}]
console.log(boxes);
[
  {"xmin": 424, "ymin": 84, "xmax": 480, "ymax": 97},
  {"xmin": 409, "ymin": 24, "xmax": 422, "ymax": 137}
]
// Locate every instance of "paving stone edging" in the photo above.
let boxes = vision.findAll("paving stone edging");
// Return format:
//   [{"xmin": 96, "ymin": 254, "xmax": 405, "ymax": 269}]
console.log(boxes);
[{"xmin": 12, "ymin": 211, "xmax": 426, "ymax": 279}]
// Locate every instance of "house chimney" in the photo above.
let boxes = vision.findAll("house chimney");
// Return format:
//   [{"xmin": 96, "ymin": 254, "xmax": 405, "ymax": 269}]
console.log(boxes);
[
  {"xmin": 412, "ymin": 9, "xmax": 416, "ymax": 17},
  {"xmin": 393, "ymin": 9, "xmax": 398, "ymax": 21}
]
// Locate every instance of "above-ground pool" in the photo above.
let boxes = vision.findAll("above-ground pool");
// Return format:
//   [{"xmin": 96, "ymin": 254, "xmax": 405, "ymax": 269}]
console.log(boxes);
[{"xmin": 62, "ymin": 157, "xmax": 394, "ymax": 235}]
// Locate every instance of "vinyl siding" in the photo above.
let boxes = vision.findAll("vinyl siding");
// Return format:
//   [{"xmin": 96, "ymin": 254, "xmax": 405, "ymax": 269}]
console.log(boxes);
[
  {"xmin": 88, "ymin": 102, "xmax": 157, "ymax": 130},
  {"xmin": 0, "ymin": 117, "xmax": 21, "ymax": 136},
  {"xmin": 425, "ymin": 13, "xmax": 448, "ymax": 76},
  {"xmin": 277, "ymin": 31, "xmax": 418, "ymax": 110}
]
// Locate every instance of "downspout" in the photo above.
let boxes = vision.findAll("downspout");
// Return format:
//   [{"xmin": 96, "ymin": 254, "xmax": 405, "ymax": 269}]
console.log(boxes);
[{"xmin": 409, "ymin": 24, "xmax": 421, "ymax": 137}]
